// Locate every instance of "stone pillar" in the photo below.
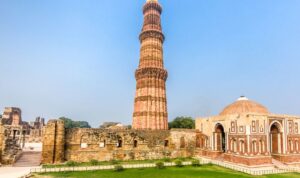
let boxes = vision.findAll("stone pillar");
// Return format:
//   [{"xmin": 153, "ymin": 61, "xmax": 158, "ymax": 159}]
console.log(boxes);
[
  {"xmin": 0, "ymin": 123, "xmax": 4, "ymax": 163},
  {"xmin": 282, "ymin": 132, "xmax": 286, "ymax": 154},
  {"xmin": 267, "ymin": 133, "xmax": 270, "ymax": 153},
  {"xmin": 42, "ymin": 120, "xmax": 56, "ymax": 164},
  {"xmin": 41, "ymin": 120, "xmax": 65, "ymax": 164},
  {"xmin": 278, "ymin": 133, "xmax": 281, "ymax": 154},
  {"xmin": 225, "ymin": 133, "xmax": 228, "ymax": 152},
  {"xmin": 54, "ymin": 120, "xmax": 65, "ymax": 163},
  {"xmin": 214, "ymin": 133, "xmax": 217, "ymax": 151},
  {"xmin": 247, "ymin": 135, "xmax": 250, "ymax": 155}
]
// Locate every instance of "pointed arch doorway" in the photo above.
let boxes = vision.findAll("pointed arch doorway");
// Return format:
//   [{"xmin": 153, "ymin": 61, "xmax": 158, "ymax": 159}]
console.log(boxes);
[
  {"xmin": 270, "ymin": 122, "xmax": 282, "ymax": 154},
  {"xmin": 215, "ymin": 124, "xmax": 226, "ymax": 152}
]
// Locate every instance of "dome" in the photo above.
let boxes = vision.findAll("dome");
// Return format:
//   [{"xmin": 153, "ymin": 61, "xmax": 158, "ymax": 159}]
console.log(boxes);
[{"xmin": 220, "ymin": 96, "xmax": 269, "ymax": 116}]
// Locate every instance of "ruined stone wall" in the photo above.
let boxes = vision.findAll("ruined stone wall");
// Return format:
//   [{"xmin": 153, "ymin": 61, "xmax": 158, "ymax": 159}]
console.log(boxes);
[
  {"xmin": 0, "ymin": 123, "xmax": 23, "ymax": 165},
  {"xmin": 64, "ymin": 129, "xmax": 196, "ymax": 163},
  {"xmin": 41, "ymin": 120, "xmax": 65, "ymax": 164},
  {"xmin": 41, "ymin": 120, "xmax": 197, "ymax": 164}
]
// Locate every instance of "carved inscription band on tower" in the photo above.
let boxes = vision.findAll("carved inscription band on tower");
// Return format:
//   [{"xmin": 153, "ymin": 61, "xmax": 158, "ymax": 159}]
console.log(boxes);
[{"xmin": 132, "ymin": 0, "xmax": 168, "ymax": 130}]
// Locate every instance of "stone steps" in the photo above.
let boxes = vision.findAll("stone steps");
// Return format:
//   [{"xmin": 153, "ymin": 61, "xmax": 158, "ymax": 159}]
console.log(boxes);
[
  {"xmin": 13, "ymin": 152, "xmax": 41, "ymax": 167},
  {"xmin": 272, "ymin": 158, "xmax": 289, "ymax": 170}
]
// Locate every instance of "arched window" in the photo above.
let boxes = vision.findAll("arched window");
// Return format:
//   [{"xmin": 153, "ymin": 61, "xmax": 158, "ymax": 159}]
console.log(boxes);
[
  {"xmin": 252, "ymin": 141, "xmax": 257, "ymax": 154},
  {"xmin": 196, "ymin": 136, "xmax": 201, "ymax": 148},
  {"xmin": 260, "ymin": 140, "xmax": 265, "ymax": 153},
  {"xmin": 289, "ymin": 140, "xmax": 293, "ymax": 152},
  {"xmin": 239, "ymin": 140, "xmax": 245, "ymax": 154},
  {"xmin": 232, "ymin": 139, "xmax": 237, "ymax": 153},
  {"xmin": 133, "ymin": 140, "xmax": 138, "ymax": 148},
  {"xmin": 164, "ymin": 140, "xmax": 169, "ymax": 147},
  {"xmin": 117, "ymin": 139, "xmax": 123, "ymax": 148},
  {"xmin": 180, "ymin": 137, "xmax": 186, "ymax": 148}
]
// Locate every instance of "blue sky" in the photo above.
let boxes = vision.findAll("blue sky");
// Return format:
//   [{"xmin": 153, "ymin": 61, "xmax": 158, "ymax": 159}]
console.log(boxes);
[{"xmin": 0, "ymin": 0, "xmax": 299, "ymax": 127}]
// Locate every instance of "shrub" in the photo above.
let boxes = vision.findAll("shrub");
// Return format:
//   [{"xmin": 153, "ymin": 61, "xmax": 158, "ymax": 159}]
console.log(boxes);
[
  {"xmin": 110, "ymin": 159, "xmax": 119, "ymax": 165},
  {"xmin": 90, "ymin": 159, "xmax": 99, "ymax": 166},
  {"xmin": 66, "ymin": 161, "xmax": 78, "ymax": 167},
  {"xmin": 114, "ymin": 165, "xmax": 124, "ymax": 172},
  {"xmin": 176, "ymin": 157, "xmax": 185, "ymax": 161},
  {"xmin": 155, "ymin": 161, "xmax": 165, "ymax": 169},
  {"xmin": 174, "ymin": 160, "xmax": 183, "ymax": 167},
  {"xmin": 163, "ymin": 157, "xmax": 171, "ymax": 162},
  {"xmin": 192, "ymin": 160, "xmax": 200, "ymax": 167},
  {"xmin": 207, "ymin": 163, "xmax": 213, "ymax": 166}
]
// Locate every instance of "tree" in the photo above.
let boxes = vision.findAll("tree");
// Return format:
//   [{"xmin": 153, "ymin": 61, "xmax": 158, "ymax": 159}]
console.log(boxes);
[
  {"xmin": 59, "ymin": 117, "xmax": 91, "ymax": 129},
  {"xmin": 168, "ymin": 117, "xmax": 195, "ymax": 129}
]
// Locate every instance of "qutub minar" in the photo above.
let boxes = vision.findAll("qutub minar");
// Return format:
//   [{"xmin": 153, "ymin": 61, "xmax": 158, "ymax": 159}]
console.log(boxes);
[{"xmin": 132, "ymin": 0, "xmax": 168, "ymax": 130}]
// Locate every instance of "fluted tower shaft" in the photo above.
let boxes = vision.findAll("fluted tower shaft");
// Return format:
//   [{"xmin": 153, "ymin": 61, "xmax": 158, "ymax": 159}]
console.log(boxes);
[{"xmin": 132, "ymin": 0, "xmax": 168, "ymax": 130}]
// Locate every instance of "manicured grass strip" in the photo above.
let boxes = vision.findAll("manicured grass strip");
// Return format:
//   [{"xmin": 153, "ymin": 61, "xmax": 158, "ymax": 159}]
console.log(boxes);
[
  {"xmin": 35, "ymin": 165, "xmax": 300, "ymax": 178},
  {"xmin": 42, "ymin": 157, "xmax": 195, "ymax": 168}
]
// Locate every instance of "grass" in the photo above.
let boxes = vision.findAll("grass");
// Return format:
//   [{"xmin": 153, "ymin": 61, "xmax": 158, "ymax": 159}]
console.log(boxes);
[
  {"xmin": 34, "ymin": 165, "xmax": 300, "ymax": 178},
  {"xmin": 42, "ymin": 157, "xmax": 195, "ymax": 168}
]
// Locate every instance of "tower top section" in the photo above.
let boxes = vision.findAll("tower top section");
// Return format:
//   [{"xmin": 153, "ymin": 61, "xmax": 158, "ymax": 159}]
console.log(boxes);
[{"xmin": 146, "ymin": 0, "xmax": 158, "ymax": 2}]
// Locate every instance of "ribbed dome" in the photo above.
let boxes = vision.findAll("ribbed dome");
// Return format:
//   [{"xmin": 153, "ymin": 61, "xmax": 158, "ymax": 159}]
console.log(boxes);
[{"xmin": 220, "ymin": 96, "xmax": 269, "ymax": 116}]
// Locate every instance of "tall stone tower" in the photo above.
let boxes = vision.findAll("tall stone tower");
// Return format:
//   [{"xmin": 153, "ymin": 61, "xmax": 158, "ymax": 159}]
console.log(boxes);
[{"xmin": 132, "ymin": 0, "xmax": 168, "ymax": 130}]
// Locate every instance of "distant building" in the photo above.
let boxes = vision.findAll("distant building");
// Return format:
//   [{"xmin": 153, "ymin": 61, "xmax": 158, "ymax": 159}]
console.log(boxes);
[{"xmin": 0, "ymin": 107, "xmax": 45, "ymax": 148}]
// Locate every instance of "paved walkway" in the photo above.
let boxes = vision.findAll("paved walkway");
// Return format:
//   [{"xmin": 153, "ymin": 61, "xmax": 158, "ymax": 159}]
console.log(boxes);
[{"xmin": 0, "ymin": 166, "xmax": 40, "ymax": 178}]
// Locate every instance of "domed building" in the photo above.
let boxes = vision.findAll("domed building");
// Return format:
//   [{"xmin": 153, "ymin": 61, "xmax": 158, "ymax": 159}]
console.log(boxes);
[{"xmin": 196, "ymin": 96, "xmax": 300, "ymax": 166}]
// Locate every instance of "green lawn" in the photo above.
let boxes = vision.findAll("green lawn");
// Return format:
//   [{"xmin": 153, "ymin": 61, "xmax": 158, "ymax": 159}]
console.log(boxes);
[
  {"xmin": 34, "ymin": 165, "xmax": 300, "ymax": 178},
  {"xmin": 42, "ymin": 157, "xmax": 195, "ymax": 168}
]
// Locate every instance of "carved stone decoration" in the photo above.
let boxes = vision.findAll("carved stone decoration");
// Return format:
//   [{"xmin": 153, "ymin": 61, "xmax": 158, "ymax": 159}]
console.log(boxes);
[{"xmin": 135, "ymin": 68, "xmax": 168, "ymax": 81}]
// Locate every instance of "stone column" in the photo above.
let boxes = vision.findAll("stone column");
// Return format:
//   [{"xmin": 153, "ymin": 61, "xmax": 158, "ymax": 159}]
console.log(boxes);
[
  {"xmin": 226, "ymin": 133, "xmax": 228, "ymax": 152},
  {"xmin": 247, "ymin": 135, "xmax": 250, "ymax": 155},
  {"xmin": 278, "ymin": 133, "xmax": 281, "ymax": 154},
  {"xmin": 214, "ymin": 133, "xmax": 218, "ymax": 151},
  {"xmin": 54, "ymin": 120, "xmax": 65, "ymax": 163},
  {"xmin": 282, "ymin": 132, "xmax": 286, "ymax": 154},
  {"xmin": 0, "ymin": 123, "xmax": 4, "ymax": 163},
  {"xmin": 41, "ymin": 120, "xmax": 56, "ymax": 164},
  {"xmin": 41, "ymin": 120, "xmax": 65, "ymax": 164}
]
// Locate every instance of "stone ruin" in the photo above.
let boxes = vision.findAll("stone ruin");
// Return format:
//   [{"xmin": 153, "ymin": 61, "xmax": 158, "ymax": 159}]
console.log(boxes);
[{"xmin": 42, "ymin": 120, "xmax": 198, "ymax": 164}]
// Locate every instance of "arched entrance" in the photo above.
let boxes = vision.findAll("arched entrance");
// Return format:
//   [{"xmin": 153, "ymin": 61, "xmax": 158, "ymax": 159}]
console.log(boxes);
[
  {"xmin": 270, "ymin": 122, "xmax": 282, "ymax": 154},
  {"xmin": 215, "ymin": 124, "xmax": 226, "ymax": 152}
]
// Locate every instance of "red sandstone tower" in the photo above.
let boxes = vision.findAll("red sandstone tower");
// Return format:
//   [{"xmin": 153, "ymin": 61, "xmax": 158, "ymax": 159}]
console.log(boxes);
[{"xmin": 132, "ymin": 0, "xmax": 168, "ymax": 130}]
